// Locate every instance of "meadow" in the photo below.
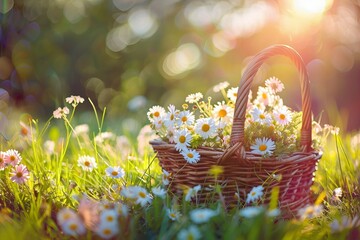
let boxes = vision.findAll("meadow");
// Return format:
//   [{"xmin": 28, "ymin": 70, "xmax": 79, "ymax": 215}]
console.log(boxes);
[{"xmin": 0, "ymin": 94, "xmax": 359, "ymax": 240}]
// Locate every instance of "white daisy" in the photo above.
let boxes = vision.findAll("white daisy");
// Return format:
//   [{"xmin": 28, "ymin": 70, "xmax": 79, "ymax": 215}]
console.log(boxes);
[
  {"xmin": 152, "ymin": 186, "xmax": 167, "ymax": 199},
  {"xmin": 99, "ymin": 209, "xmax": 119, "ymax": 225},
  {"xmin": 265, "ymin": 77, "xmax": 284, "ymax": 93},
  {"xmin": 297, "ymin": 204, "xmax": 323, "ymax": 220},
  {"xmin": 273, "ymin": 107, "xmax": 292, "ymax": 125},
  {"xmin": 105, "ymin": 166, "xmax": 125, "ymax": 179},
  {"xmin": 194, "ymin": 118, "xmax": 217, "ymax": 139},
  {"xmin": 164, "ymin": 105, "xmax": 179, "ymax": 128},
  {"xmin": 239, "ymin": 206, "xmax": 264, "ymax": 218},
  {"xmin": 189, "ymin": 208, "xmax": 218, "ymax": 224},
  {"xmin": 57, "ymin": 208, "xmax": 78, "ymax": 226},
  {"xmin": 120, "ymin": 186, "xmax": 139, "ymax": 199},
  {"xmin": 174, "ymin": 129, "xmax": 192, "ymax": 151},
  {"xmin": 251, "ymin": 108, "xmax": 272, "ymax": 125},
  {"xmin": 77, "ymin": 156, "xmax": 97, "ymax": 172},
  {"xmin": 212, "ymin": 101, "xmax": 233, "ymax": 124},
  {"xmin": 250, "ymin": 137, "xmax": 275, "ymax": 156},
  {"xmin": 167, "ymin": 208, "xmax": 181, "ymax": 221},
  {"xmin": 162, "ymin": 170, "xmax": 171, "ymax": 186},
  {"xmin": 147, "ymin": 105, "xmax": 166, "ymax": 122},
  {"xmin": 177, "ymin": 110, "xmax": 195, "ymax": 126},
  {"xmin": 4, "ymin": 149, "xmax": 22, "ymax": 166},
  {"xmin": 95, "ymin": 221, "xmax": 119, "ymax": 239},
  {"xmin": 246, "ymin": 185, "xmax": 264, "ymax": 204},
  {"xmin": 255, "ymin": 86, "xmax": 273, "ymax": 106},
  {"xmin": 227, "ymin": 87, "xmax": 238, "ymax": 103},
  {"xmin": 177, "ymin": 225, "xmax": 201, "ymax": 240},
  {"xmin": 181, "ymin": 148, "xmax": 200, "ymax": 164},
  {"xmin": 135, "ymin": 186, "xmax": 152, "ymax": 206},
  {"xmin": 212, "ymin": 81, "xmax": 229, "ymax": 92},
  {"xmin": 61, "ymin": 217, "xmax": 86, "ymax": 237},
  {"xmin": 185, "ymin": 185, "xmax": 201, "ymax": 202},
  {"xmin": 185, "ymin": 92, "xmax": 203, "ymax": 103}
]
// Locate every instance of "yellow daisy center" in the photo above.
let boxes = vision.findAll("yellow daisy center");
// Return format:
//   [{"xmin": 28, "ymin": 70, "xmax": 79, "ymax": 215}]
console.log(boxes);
[
  {"xmin": 179, "ymin": 135, "xmax": 186, "ymax": 143},
  {"xmin": 106, "ymin": 216, "xmax": 114, "ymax": 222},
  {"xmin": 111, "ymin": 171, "xmax": 118, "ymax": 176},
  {"xmin": 0, "ymin": 157, "xmax": 3, "ymax": 163},
  {"xmin": 103, "ymin": 228, "xmax": 112, "ymax": 235},
  {"xmin": 16, "ymin": 172, "xmax": 23, "ymax": 178},
  {"xmin": 259, "ymin": 144, "xmax": 267, "ymax": 151},
  {"xmin": 170, "ymin": 213, "xmax": 176, "ymax": 218},
  {"xmin": 262, "ymin": 93, "xmax": 268, "ymax": 99},
  {"xmin": 84, "ymin": 161, "xmax": 90, "ymax": 167},
  {"xmin": 187, "ymin": 153, "xmax": 194, "ymax": 158},
  {"xmin": 251, "ymin": 191, "xmax": 256, "ymax": 196},
  {"xmin": 139, "ymin": 192, "xmax": 146, "ymax": 198},
  {"xmin": 10, "ymin": 156, "xmax": 16, "ymax": 162},
  {"xmin": 154, "ymin": 111, "xmax": 160, "ymax": 117},
  {"xmin": 218, "ymin": 109, "xmax": 227, "ymax": 118},
  {"xmin": 259, "ymin": 114, "xmax": 265, "ymax": 119},
  {"xmin": 181, "ymin": 116, "xmax": 188, "ymax": 122},
  {"xmin": 202, "ymin": 124, "xmax": 210, "ymax": 132},
  {"xmin": 69, "ymin": 223, "xmax": 78, "ymax": 231},
  {"xmin": 170, "ymin": 114, "xmax": 174, "ymax": 120},
  {"xmin": 279, "ymin": 114, "xmax": 286, "ymax": 120}
]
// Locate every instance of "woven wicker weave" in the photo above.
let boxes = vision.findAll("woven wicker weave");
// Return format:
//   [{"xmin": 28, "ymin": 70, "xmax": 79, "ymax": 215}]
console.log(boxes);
[{"xmin": 150, "ymin": 45, "xmax": 322, "ymax": 218}]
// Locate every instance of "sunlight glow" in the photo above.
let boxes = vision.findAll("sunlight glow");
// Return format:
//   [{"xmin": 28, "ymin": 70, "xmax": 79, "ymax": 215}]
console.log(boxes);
[{"xmin": 292, "ymin": 0, "xmax": 331, "ymax": 15}]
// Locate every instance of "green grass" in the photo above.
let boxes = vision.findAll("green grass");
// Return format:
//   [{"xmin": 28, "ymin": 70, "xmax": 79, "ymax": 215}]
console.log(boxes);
[{"xmin": 0, "ymin": 102, "xmax": 359, "ymax": 240}]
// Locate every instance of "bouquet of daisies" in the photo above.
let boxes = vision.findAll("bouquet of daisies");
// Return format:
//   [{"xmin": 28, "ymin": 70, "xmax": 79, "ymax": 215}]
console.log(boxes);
[{"xmin": 147, "ymin": 77, "xmax": 322, "ymax": 164}]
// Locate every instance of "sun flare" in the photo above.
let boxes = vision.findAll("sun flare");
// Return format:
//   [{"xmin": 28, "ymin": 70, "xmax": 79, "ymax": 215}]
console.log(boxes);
[{"xmin": 292, "ymin": 0, "xmax": 331, "ymax": 15}]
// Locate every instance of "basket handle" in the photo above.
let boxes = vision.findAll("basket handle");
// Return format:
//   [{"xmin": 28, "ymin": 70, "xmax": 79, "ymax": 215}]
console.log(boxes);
[{"xmin": 229, "ymin": 44, "xmax": 313, "ymax": 153}]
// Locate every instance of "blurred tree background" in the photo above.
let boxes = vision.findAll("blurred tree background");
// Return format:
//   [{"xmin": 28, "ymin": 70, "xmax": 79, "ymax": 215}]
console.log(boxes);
[{"xmin": 1, "ymin": 0, "xmax": 360, "ymax": 135}]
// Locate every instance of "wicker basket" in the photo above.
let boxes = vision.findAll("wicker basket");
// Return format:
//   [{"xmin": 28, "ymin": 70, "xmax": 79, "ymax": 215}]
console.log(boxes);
[{"xmin": 150, "ymin": 45, "xmax": 322, "ymax": 218}]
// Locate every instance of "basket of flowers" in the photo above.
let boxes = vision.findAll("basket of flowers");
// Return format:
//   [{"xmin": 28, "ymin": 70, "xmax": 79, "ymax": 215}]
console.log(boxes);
[{"xmin": 148, "ymin": 44, "xmax": 322, "ymax": 218}]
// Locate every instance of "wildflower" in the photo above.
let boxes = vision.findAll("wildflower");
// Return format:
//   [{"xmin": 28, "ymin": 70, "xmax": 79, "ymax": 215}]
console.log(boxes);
[
  {"xmin": 152, "ymin": 186, "xmax": 167, "ymax": 199},
  {"xmin": 57, "ymin": 208, "xmax": 78, "ymax": 226},
  {"xmin": 213, "ymin": 81, "xmax": 229, "ymax": 92},
  {"xmin": 61, "ymin": 217, "xmax": 87, "ymax": 237},
  {"xmin": 246, "ymin": 185, "xmax": 264, "ymax": 204},
  {"xmin": 297, "ymin": 204, "xmax": 323, "ymax": 220},
  {"xmin": 227, "ymin": 87, "xmax": 238, "ymax": 103},
  {"xmin": 167, "ymin": 208, "xmax": 181, "ymax": 221},
  {"xmin": 194, "ymin": 118, "xmax": 217, "ymax": 139},
  {"xmin": 181, "ymin": 148, "xmax": 200, "ymax": 164},
  {"xmin": 189, "ymin": 208, "xmax": 218, "ymax": 224},
  {"xmin": 208, "ymin": 165, "xmax": 224, "ymax": 178},
  {"xmin": 95, "ymin": 132, "xmax": 115, "ymax": 143},
  {"xmin": 95, "ymin": 221, "xmax": 120, "ymax": 239},
  {"xmin": 105, "ymin": 166, "xmax": 125, "ymax": 179},
  {"xmin": 212, "ymin": 101, "xmax": 233, "ymax": 123},
  {"xmin": 0, "ymin": 152, "xmax": 7, "ymax": 170},
  {"xmin": 147, "ymin": 105, "xmax": 166, "ymax": 122},
  {"xmin": 251, "ymin": 107, "xmax": 272, "ymax": 125},
  {"xmin": 135, "ymin": 187, "xmax": 152, "ymax": 206},
  {"xmin": 265, "ymin": 77, "xmax": 284, "ymax": 93},
  {"xmin": 72, "ymin": 124, "xmax": 89, "ymax": 137},
  {"xmin": 10, "ymin": 164, "xmax": 30, "ymax": 184},
  {"xmin": 4, "ymin": 149, "xmax": 22, "ymax": 166},
  {"xmin": 185, "ymin": 92, "xmax": 203, "ymax": 103},
  {"xmin": 164, "ymin": 105, "xmax": 179, "ymax": 128},
  {"xmin": 177, "ymin": 225, "xmax": 201, "ymax": 240},
  {"xmin": 250, "ymin": 137, "xmax": 276, "ymax": 156},
  {"xmin": 177, "ymin": 110, "xmax": 195, "ymax": 126},
  {"xmin": 185, "ymin": 185, "xmax": 201, "ymax": 202},
  {"xmin": 174, "ymin": 129, "xmax": 192, "ymax": 151},
  {"xmin": 121, "ymin": 186, "xmax": 139, "ymax": 199},
  {"xmin": 162, "ymin": 170, "xmax": 171, "ymax": 186},
  {"xmin": 324, "ymin": 124, "xmax": 340, "ymax": 135},
  {"xmin": 66, "ymin": 95, "xmax": 85, "ymax": 107},
  {"xmin": 330, "ymin": 215, "xmax": 360, "ymax": 233},
  {"xmin": 53, "ymin": 107, "xmax": 70, "ymax": 119},
  {"xmin": 255, "ymin": 86, "xmax": 273, "ymax": 106},
  {"xmin": 43, "ymin": 140, "xmax": 55, "ymax": 155},
  {"xmin": 273, "ymin": 107, "xmax": 292, "ymax": 125},
  {"xmin": 77, "ymin": 155, "xmax": 97, "ymax": 172},
  {"xmin": 239, "ymin": 206, "xmax": 264, "ymax": 218},
  {"xmin": 99, "ymin": 209, "xmax": 119, "ymax": 225}
]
